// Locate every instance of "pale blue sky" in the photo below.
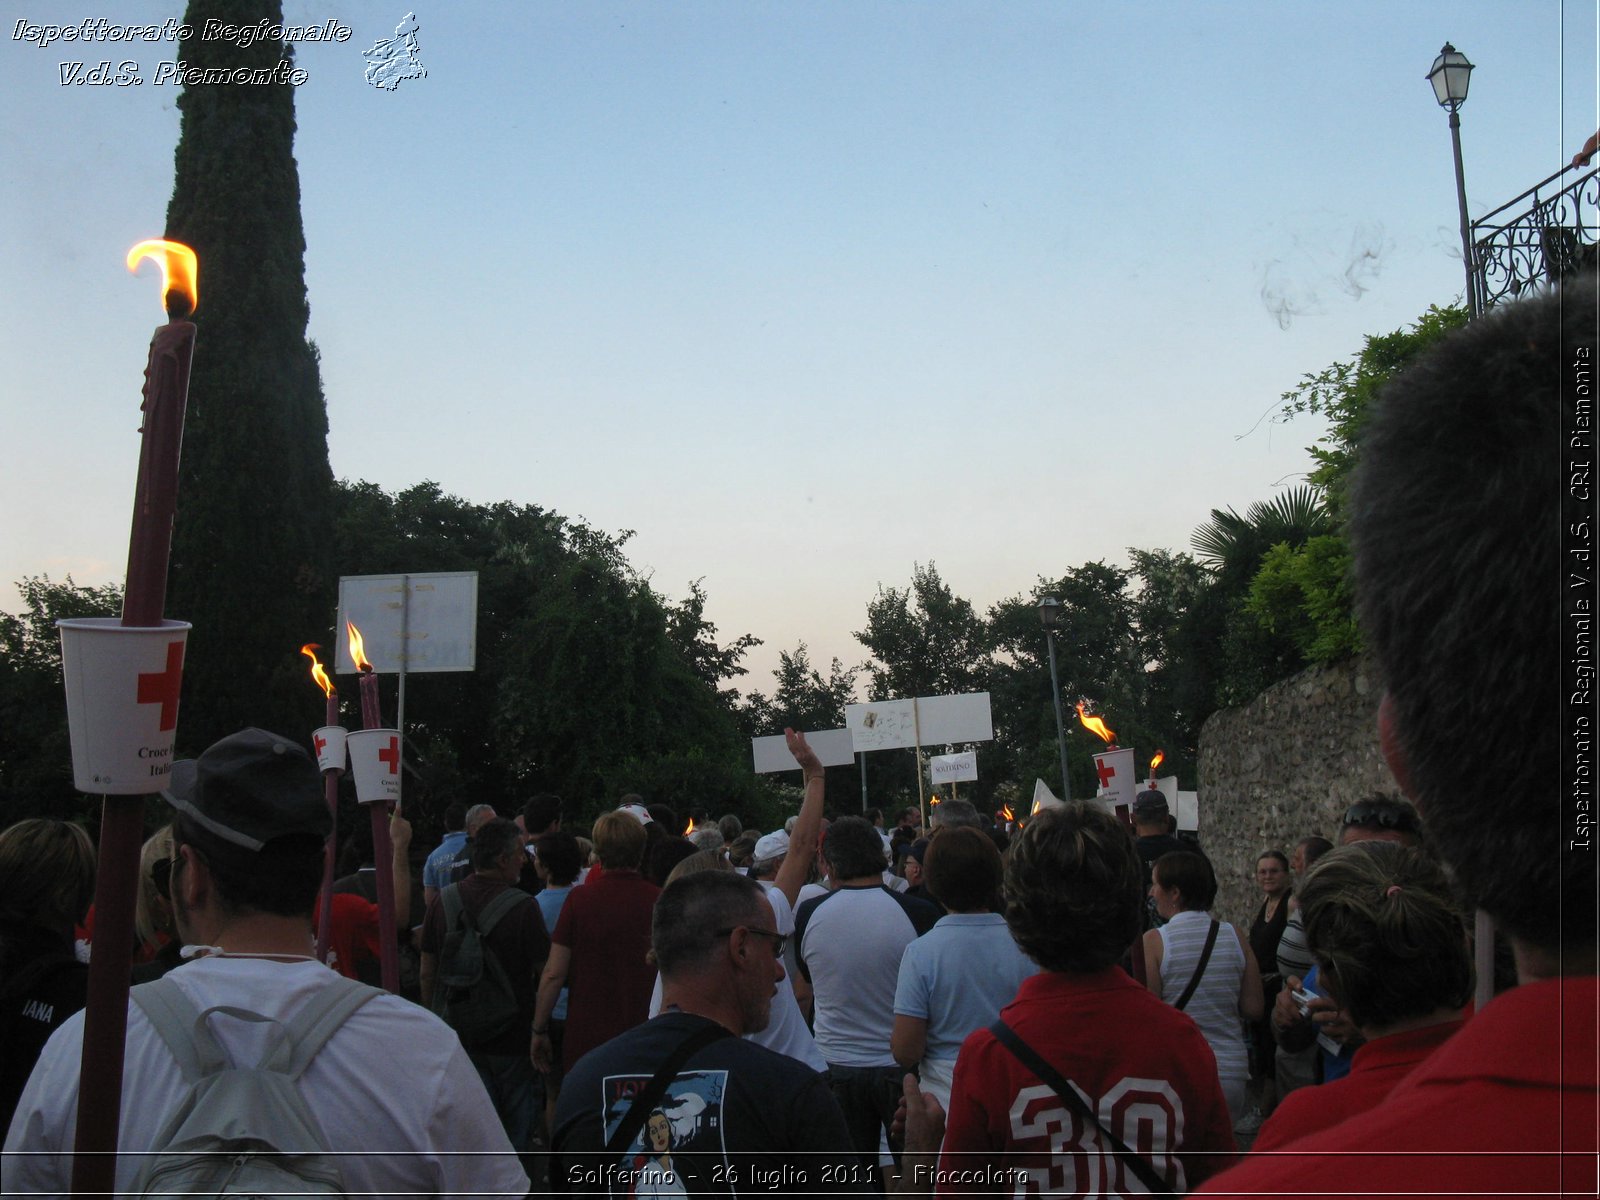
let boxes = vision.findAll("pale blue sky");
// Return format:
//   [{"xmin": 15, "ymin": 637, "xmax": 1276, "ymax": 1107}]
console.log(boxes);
[{"xmin": 3, "ymin": 2, "xmax": 1595, "ymax": 692}]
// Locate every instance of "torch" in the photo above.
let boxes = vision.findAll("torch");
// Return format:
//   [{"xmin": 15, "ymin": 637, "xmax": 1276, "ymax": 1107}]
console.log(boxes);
[
  {"xmin": 346, "ymin": 620, "xmax": 401, "ymax": 992},
  {"xmin": 70, "ymin": 241, "xmax": 199, "ymax": 1198},
  {"xmin": 1148, "ymin": 749, "xmax": 1165, "ymax": 790},
  {"xmin": 302, "ymin": 644, "xmax": 345, "ymax": 962}
]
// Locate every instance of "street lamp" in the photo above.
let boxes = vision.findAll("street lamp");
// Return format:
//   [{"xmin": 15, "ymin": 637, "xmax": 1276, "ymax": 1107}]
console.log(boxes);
[
  {"xmin": 1037, "ymin": 597, "xmax": 1071, "ymax": 802},
  {"xmin": 1428, "ymin": 42, "xmax": 1478, "ymax": 316}
]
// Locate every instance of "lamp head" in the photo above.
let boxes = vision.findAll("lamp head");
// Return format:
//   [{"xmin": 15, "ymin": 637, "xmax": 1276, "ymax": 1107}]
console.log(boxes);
[{"xmin": 1428, "ymin": 42, "xmax": 1473, "ymax": 112}]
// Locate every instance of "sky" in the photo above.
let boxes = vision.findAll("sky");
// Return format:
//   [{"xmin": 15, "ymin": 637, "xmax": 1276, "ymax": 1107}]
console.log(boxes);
[{"xmin": 3, "ymin": 1, "xmax": 1596, "ymax": 698}]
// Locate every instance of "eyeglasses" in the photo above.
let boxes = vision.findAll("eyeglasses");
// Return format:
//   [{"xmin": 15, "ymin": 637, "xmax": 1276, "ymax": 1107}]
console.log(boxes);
[
  {"xmin": 717, "ymin": 926, "xmax": 789, "ymax": 954},
  {"xmin": 152, "ymin": 856, "xmax": 174, "ymax": 901},
  {"xmin": 1341, "ymin": 801, "xmax": 1421, "ymax": 834}
]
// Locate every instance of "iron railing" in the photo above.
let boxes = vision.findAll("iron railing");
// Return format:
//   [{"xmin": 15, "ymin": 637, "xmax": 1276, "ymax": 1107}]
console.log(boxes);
[{"xmin": 1470, "ymin": 162, "xmax": 1599, "ymax": 315}]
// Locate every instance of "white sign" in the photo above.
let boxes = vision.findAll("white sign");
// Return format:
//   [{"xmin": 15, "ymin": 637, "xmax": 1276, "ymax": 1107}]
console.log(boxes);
[
  {"xmin": 845, "ymin": 699, "xmax": 917, "ymax": 750},
  {"xmin": 1030, "ymin": 778, "xmax": 1064, "ymax": 814},
  {"xmin": 846, "ymin": 692, "xmax": 994, "ymax": 752},
  {"xmin": 750, "ymin": 728, "xmax": 857, "ymax": 773},
  {"xmin": 336, "ymin": 572, "xmax": 478, "ymax": 674},
  {"xmin": 1177, "ymin": 790, "xmax": 1200, "ymax": 832},
  {"xmin": 1092, "ymin": 746, "xmax": 1138, "ymax": 813},
  {"xmin": 929, "ymin": 751, "xmax": 978, "ymax": 784}
]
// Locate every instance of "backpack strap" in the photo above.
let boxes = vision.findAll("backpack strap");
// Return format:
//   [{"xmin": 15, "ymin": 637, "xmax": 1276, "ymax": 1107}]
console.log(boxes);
[
  {"xmin": 603, "ymin": 1021, "xmax": 733, "ymax": 1154},
  {"xmin": 130, "ymin": 977, "xmax": 229, "ymax": 1082},
  {"xmin": 441, "ymin": 882, "xmax": 465, "ymax": 933},
  {"xmin": 988, "ymin": 1019, "xmax": 1174, "ymax": 1199},
  {"xmin": 1172, "ymin": 919, "xmax": 1221, "ymax": 1012},
  {"xmin": 474, "ymin": 886, "xmax": 531, "ymax": 938},
  {"xmin": 282, "ymin": 973, "xmax": 382, "ymax": 1079}
]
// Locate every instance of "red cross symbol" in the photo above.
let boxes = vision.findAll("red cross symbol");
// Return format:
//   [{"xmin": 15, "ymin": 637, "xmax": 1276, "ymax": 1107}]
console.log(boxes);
[
  {"xmin": 314, "ymin": 732, "xmax": 328, "ymax": 758},
  {"xmin": 378, "ymin": 735, "xmax": 400, "ymax": 775},
  {"xmin": 136, "ymin": 641, "xmax": 185, "ymax": 732},
  {"xmin": 1095, "ymin": 757, "xmax": 1117, "ymax": 790}
]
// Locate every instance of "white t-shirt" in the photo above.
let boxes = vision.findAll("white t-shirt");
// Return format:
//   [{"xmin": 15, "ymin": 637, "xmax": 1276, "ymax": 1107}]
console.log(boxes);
[
  {"xmin": 3, "ymin": 956, "xmax": 528, "ymax": 1198},
  {"xmin": 794, "ymin": 885, "xmax": 939, "ymax": 1067},
  {"xmin": 649, "ymin": 886, "xmax": 827, "ymax": 1073}
]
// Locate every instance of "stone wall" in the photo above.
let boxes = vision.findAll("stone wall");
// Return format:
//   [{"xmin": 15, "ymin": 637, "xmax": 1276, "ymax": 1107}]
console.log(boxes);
[{"xmin": 1198, "ymin": 656, "xmax": 1400, "ymax": 931}]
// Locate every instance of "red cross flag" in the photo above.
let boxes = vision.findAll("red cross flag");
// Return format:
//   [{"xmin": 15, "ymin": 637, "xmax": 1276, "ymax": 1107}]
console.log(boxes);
[{"xmin": 1091, "ymin": 747, "xmax": 1138, "ymax": 815}]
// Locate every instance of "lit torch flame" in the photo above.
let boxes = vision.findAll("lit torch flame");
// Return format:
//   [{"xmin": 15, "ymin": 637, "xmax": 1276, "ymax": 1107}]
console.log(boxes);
[
  {"xmin": 300, "ymin": 644, "xmax": 334, "ymax": 698},
  {"xmin": 684, "ymin": 817, "xmax": 697, "ymax": 836},
  {"xmin": 999, "ymin": 803, "xmax": 1015, "ymax": 823},
  {"xmin": 1075, "ymin": 701, "xmax": 1117, "ymax": 746},
  {"xmin": 347, "ymin": 621, "xmax": 373, "ymax": 672},
  {"xmin": 1150, "ymin": 750, "xmax": 1165, "ymax": 777},
  {"xmin": 127, "ymin": 239, "xmax": 199, "ymax": 319}
]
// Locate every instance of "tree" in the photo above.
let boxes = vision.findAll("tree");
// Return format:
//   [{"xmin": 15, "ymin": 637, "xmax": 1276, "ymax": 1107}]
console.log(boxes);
[
  {"xmin": 742, "ymin": 644, "xmax": 858, "ymax": 735},
  {"xmin": 665, "ymin": 579, "xmax": 761, "ymax": 711},
  {"xmin": 162, "ymin": 0, "xmax": 335, "ymax": 751},
  {"xmin": 855, "ymin": 563, "xmax": 988, "ymax": 702},
  {"xmin": 0, "ymin": 577, "xmax": 123, "ymax": 821}
]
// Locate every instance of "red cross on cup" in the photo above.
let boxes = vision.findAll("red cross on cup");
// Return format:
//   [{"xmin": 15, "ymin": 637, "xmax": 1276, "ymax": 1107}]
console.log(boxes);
[
  {"xmin": 135, "ymin": 641, "xmax": 185, "ymax": 733},
  {"xmin": 378, "ymin": 735, "xmax": 400, "ymax": 775}
]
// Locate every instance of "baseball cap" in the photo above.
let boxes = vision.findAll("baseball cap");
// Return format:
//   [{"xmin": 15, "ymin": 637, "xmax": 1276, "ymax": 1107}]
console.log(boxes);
[
  {"xmin": 617, "ymin": 802, "xmax": 654, "ymax": 825},
  {"xmin": 753, "ymin": 830, "xmax": 790, "ymax": 862},
  {"xmin": 162, "ymin": 728, "xmax": 331, "ymax": 851},
  {"xmin": 1132, "ymin": 789, "xmax": 1169, "ymax": 819}
]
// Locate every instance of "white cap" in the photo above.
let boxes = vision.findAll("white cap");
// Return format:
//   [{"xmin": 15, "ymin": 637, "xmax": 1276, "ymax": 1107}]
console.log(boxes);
[
  {"xmin": 617, "ymin": 803, "xmax": 653, "ymax": 825},
  {"xmin": 753, "ymin": 830, "xmax": 790, "ymax": 862}
]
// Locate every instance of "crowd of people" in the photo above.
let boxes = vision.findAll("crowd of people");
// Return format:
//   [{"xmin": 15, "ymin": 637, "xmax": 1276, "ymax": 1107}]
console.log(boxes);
[{"xmin": 1, "ymin": 280, "xmax": 1593, "ymax": 1196}]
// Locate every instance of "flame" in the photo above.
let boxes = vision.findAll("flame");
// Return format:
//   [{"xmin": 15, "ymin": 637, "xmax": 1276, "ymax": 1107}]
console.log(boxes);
[
  {"xmin": 684, "ymin": 817, "xmax": 697, "ymax": 836},
  {"xmin": 300, "ymin": 644, "xmax": 334, "ymax": 698},
  {"xmin": 1030, "ymin": 796, "xmax": 1045, "ymax": 815},
  {"xmin": 346, "ymin": 621, "xmax": 373, "ymax": 672},
  {"xmin": 1075, "ymin": 701, "xmax": 1117, "ymax": 745},
  {"xmin": 1150, "ymin": 750, "xmax": 1165, "ymax": 775},
  {"xmin": 999, "ymin": 803, "xmax": 1015, "ymax": 822},
  {"xmin": 126, "ymin": 239, "xmax": 199, "ymax": 318}
]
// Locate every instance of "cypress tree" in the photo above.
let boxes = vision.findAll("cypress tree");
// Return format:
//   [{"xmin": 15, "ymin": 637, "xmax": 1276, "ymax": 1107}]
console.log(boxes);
[{"xmin": 163, "ymin": 0, "xmax": 334, "ymax": 749}]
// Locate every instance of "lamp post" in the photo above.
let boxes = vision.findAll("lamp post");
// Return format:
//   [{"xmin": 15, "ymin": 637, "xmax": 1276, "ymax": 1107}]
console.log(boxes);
[
  {"xmin": 1428, "ymin": 42, "xmax": 1477, "ymax": 316},
  {"xmin": 1038, "ymin": 597, "xmax": 1071, "ymax": 802}
]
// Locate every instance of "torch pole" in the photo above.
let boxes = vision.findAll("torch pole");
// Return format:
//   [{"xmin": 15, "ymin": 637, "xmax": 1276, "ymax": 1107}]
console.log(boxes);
[
  {"xmin": 314, "ymin": 690, "xmax": 340, "ymax": 962},
  {"xmin": 359, "ymin": 667, "xmax": 400, "ymax": 993},
  {"xmin": 71, "ymin": 315, "xmax": 195, "ymax": 1199}
]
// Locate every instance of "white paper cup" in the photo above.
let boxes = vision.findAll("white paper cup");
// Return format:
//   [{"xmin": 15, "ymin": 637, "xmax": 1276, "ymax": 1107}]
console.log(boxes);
[
  {"xmin": 57, "ymin": 618, "xmax": 192, "ymax": 794},
  {"xmin": 347, "ymin": 728, "xmax": 402, "ymax": 805},
  {"xmin": 312, "ymin": 725, "xmax": 348, "ymax": 774}
]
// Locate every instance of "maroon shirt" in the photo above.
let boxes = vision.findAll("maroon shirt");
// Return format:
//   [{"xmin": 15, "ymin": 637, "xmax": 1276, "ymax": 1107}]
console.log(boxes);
[{"xmin": 551, "ymin": 868, "xmax": 659, "ymax": 1070}]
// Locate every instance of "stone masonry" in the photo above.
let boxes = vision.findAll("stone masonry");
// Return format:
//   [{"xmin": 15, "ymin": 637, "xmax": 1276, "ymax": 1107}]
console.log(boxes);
[{"xmin": 1198, "ymin": 656, "xmax": 1400, "ymax": 930}]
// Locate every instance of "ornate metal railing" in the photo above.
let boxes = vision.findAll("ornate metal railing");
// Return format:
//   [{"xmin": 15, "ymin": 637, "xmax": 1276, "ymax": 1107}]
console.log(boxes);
[{"xmin": 1470, "ymin": 163, "xmax": 1599, "ymax": 315}]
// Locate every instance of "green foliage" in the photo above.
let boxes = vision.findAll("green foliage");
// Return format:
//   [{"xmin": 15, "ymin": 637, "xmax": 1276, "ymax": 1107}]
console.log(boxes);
[
  {"xmin": 328, "ymin": 481, "xmax": 752, "ymax": 833},
  {"xmin": 1277, "ymin": 304, "xmax": 1469, "ymax": 519},
  {"xmin": 162, "ymin": 1, "xmax": 335, "ymax": 751},
  {"xmin": 1191, "ymin": 486, "xmax": 1331, "ymax": 574},
  {"xmin": 0, "ymin": 577, "xmax": 123, "ymax": 821},
  {"xmin": 1246, "ymin": 536, "xmax": 1361, "ymax": 664},
  {"xmin": 855, "ymin": 563, "xmax": 987, "ymax": 701}
]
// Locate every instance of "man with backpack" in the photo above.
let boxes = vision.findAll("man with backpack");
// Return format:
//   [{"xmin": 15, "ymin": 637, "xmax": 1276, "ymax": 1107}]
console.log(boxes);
[
  {"xmin": 420, "ymin": 816, "xmax": 550, "ymax": 1156},
  {"xmin": 3, "ymin": 728, "xmax": 527, "ymax": 1197}
]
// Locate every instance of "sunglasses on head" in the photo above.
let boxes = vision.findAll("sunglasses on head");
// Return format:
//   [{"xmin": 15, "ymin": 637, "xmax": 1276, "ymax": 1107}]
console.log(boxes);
[{"xmin": 1340, "ymin": 801, "xmax": 1420, "ymax": 834}]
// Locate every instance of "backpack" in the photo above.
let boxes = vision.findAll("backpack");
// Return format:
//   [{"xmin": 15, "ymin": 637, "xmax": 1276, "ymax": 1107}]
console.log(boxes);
[
  {"xmin": 127, "ymin": 972, "xmax": 379, "ymax": 1197},
  {"xmin": 432, "ymin": 883, "xmax": 530, "ymax": 1049}
]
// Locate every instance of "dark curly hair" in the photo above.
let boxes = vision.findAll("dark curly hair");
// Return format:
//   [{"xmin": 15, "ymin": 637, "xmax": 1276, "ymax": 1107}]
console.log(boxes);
[{"xmin": 1003, "ymin": 803, "xmax": 1142, "ymax": 973}]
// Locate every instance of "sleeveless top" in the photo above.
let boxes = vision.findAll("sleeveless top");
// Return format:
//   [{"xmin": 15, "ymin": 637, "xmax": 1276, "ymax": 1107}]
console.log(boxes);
[{"xmin": 1158, "ymin": 909, "xmax": 1249, "ymax": 1084}]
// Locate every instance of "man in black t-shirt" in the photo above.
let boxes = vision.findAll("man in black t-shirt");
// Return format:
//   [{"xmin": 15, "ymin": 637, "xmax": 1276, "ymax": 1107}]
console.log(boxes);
[{"xmin": 551, "ymin": 872, "xmax": 864, "ymax": 1196}]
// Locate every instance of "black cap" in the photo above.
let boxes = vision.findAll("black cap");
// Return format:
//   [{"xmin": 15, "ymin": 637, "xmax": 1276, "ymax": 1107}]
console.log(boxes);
[
  {"xmin": 1132, "ymin": 789, "xmax": 1169, "ymax": 819},
  {"xmin": 162, "ymin": 728, "xmax": 331, "ymax": 851}
]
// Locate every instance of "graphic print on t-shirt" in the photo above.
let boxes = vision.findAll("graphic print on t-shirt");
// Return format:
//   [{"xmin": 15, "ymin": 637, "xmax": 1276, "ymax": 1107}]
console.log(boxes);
[{"xmin": 602, "ymin": 1069, "xmax": 730, "ymax": 1197}]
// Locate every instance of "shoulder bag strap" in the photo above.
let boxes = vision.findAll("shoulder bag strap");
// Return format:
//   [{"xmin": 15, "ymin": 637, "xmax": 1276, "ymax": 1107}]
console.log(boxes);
[
  {"xmin": 130, "ymin": 977, "xmax": 225, "ymax": 1081},
  {"xmin": 988, "ymin": 1019, "xmax": 1173, "ymax": 1199},
  {"xmin": 1172, "ymin": 920, "xmax": 1221, "ymax": 1012},
  {"xmin": 475, "ymin": 887, "xmax": 530, "ymax": 938},
  {"xmin": 283, "ymin": 974, "xmax": 383, "ymax": 1079},
  {"xmin": 441, "ymin": 882, "xmax": 465, "ymax": 932},
  {"xmin": 603, "ymin": 1022, "xmax": 733, "ymax": 1155}
]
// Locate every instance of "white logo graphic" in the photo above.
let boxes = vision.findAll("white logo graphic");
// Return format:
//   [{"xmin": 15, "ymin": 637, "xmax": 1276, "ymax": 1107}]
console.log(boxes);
[{"xmin": 363, "ymin": 11, "xmax": 425, "ymax": 90}]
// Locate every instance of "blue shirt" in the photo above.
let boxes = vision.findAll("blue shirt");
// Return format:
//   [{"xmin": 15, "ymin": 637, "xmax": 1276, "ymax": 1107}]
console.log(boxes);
[
  {"xmin": 422, "ymin": 831, "xmax": 468, "ymax": 892},
  {"xmin": 535, "ymin": 885, "xmax": 574, "ymax": 1021},
  {"xmin": 893, "ymin": 911, "xmax": 1039, "ymax": 1064}
]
